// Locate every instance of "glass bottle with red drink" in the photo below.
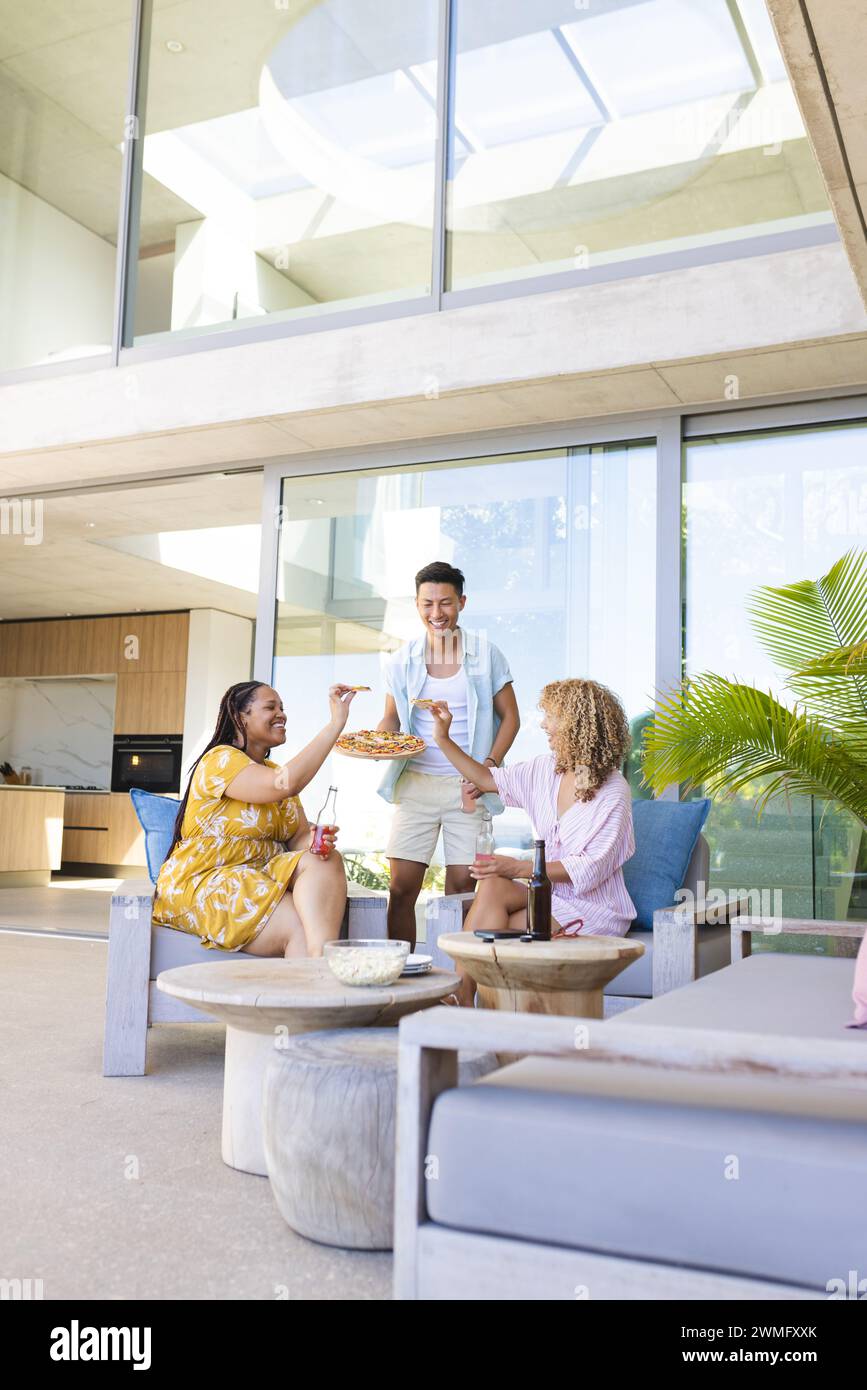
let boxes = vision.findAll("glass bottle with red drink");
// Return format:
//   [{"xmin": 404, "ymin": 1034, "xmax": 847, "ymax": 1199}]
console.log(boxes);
[{"xmin": 311, "ymin": 785, "xmax": 338, "ymax": 858}]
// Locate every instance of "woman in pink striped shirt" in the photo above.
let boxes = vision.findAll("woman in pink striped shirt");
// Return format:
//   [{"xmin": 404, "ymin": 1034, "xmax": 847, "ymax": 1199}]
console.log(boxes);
[{"xmin": 429, "ymin": 678, "xmax": 636, "ymax": 1005}]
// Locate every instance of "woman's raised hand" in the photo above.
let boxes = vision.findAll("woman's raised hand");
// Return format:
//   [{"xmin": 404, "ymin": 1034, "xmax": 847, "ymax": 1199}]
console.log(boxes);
[
  {"xmin": 328, "ymin": 684, "xmax": 357, "ymax": 730},
  {"xmin": 429, "ymin": 700, "xmax": 452, "ymax": 743}
]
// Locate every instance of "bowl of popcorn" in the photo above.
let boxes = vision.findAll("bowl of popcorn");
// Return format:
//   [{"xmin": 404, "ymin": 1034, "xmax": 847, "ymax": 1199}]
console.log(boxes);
[{"xmin": 324, "ymin": 939, "xmax": 410, "ymax": 987}]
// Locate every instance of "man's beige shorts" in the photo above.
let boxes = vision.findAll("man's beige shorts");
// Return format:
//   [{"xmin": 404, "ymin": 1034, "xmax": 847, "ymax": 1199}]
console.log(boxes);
[{"xmin": 387, "ymin": 770, "xmax": 486, "ymax": 866}]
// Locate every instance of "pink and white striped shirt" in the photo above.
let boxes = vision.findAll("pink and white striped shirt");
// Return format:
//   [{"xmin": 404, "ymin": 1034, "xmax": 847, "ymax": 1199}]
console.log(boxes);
[{"xmin": 491, "ymin": 756, "xmax": 636, "ymax": 936}]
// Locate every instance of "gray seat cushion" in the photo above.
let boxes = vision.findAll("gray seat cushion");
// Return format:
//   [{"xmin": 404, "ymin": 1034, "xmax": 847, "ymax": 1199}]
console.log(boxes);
[
  {"xmin": 619, "ymin": 952, "xmax": 865, "ymax": 1038},
  {"xmin": 605, "ymin": 924, "xmax": 731, "ymax": 996},
  {"xmin": 150, "ymin": 923, "xmax": 244, "ymax": 976},
  {"xmin": 426, "ymin": 1054, "xmax": 867, "ymax": 1289}
]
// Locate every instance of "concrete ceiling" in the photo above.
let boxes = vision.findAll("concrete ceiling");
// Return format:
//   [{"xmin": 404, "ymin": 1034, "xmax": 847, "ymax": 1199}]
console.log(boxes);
[
  {"xmin": 768, "ymin": 0, "xmax": 867, "ymax": 304},
  {"xmin": 0, "ymin": 471, "xmax": 261, "ymax": 620}
]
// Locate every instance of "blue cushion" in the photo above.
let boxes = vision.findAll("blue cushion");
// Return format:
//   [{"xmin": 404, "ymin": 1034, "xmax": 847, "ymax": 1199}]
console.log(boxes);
[
  {"xmin": 623, "ymin": 798, "xmax": 710, "ymax": 929},
  {"xmin": 129, "ymin": 788, "xmax": 179, "ymax": 885}
]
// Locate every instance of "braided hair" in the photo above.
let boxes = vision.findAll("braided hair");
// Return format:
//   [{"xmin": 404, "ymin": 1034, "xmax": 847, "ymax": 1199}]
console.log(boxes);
[{"xmin": 167, "ymin": 680, "xmax": 263, "ymax": 857}]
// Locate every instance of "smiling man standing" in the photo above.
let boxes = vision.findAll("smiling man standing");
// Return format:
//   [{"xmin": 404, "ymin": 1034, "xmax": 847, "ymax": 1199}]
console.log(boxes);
[{"xmin": 377, "ymin": 560, "xmax": 520, "ymax": 945}]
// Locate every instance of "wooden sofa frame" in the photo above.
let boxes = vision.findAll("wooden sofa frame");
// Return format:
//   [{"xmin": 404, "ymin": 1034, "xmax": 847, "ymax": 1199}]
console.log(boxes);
[
  {"xmin": 102, "ymin": 881, "xmax": 388, "ymax": 1076},
  {"xmin": 394, "ymin": 945, "xmax": 867, "ymax": 1301}
]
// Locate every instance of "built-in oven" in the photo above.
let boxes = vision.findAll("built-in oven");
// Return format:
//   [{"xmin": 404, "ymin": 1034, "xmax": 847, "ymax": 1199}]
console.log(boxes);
[{"xmin": 111, "ymin": 735, "xmax": 183, "ymax": 794}]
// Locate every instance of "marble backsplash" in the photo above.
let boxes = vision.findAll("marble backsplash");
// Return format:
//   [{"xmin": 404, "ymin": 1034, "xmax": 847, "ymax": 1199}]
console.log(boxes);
[{"xmin": 0, "ymin": 678, "xmax": 116, "ymax": 787}]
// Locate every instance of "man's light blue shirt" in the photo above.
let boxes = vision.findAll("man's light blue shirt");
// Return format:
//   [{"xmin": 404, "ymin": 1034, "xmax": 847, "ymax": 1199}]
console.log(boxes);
[{"xmin": 378, "ymin": 627, "xmax": 512, "ymax": 816}]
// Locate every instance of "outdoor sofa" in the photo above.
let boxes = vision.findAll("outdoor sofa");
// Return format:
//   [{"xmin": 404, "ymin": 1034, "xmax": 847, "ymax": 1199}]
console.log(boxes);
[{"xmin": 394, "ymin": 917, "xmax": 867, "ymax": 1300}]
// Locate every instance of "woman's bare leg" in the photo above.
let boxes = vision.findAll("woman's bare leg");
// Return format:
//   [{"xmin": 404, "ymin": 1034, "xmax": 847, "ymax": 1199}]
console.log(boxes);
[
  {"xmin": 288, "ymin": 850, "xmax": 347, "ymax": 956},
  {"xmin": 448, "ymin": 877, "xmax": 528, "ymax": 1006},
  {"xmin": 244, "ymin": 891, "xmax": 306, "ymax": 958}
]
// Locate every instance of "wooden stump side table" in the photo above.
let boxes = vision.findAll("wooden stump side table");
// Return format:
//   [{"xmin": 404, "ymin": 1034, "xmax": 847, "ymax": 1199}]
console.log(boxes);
[
  {"xmin": 263, "ymin": 1029, "xmax": 497, "ymax": 1250},
  {"xmin": 437, "ymin": 933, "xmax": 645, "ymax": 1018},
  {"xmin": 156, "ymin": 958, "xmax": 460, "ymax": 1176}
]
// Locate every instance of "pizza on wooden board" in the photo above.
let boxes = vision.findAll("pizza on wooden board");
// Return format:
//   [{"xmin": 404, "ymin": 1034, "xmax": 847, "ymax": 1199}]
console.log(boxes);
[{"xmin": 335, "ymin": 729, "xmax": 425, "ymax": 758}]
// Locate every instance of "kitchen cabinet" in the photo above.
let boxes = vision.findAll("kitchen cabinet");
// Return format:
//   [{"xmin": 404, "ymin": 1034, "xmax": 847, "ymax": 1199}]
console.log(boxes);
[
  {"xmin": 0, "ymin": 787, "xmax": 65, "ymax": 881},
  {"xmin": 114, "ymin": 671, "xmax": 186, "ymax": 734},
  {"xmin": 62, "ymin": 793, "xmax": 110, "ymax": 830},
  {"xmin": 107, "ymin": 793, "xmax": 152, "ymax": 866},
  {"xmin": 61, "ymin": 792, "xmax": 110, "ymax": 864},
  {"xmin": 61, "ymin": 792, "xmax": 151, "ymax": 868},
  {"xmin": 116, "ymin": 612, "xmax": 189, "ymax": 672},
  {"xmin": 0, "ymin": 611, "xmax": 189, "ymax": 677}
]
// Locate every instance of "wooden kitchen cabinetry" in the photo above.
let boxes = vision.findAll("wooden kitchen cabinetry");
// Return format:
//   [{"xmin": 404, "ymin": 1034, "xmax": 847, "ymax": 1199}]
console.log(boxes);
[
  {"xmin": 62, "ymin": 792, "xmax": 153, "ymax": 868},
  {"xmin": 114, "ymin": 671, "xmax": 186, "ymax": 735},
  {"xmin": 60, "ymin": 793, "xmax": 110, "ymax": 864},
  {"xmin": 107, "ymin": 793, "xmax": 150, "ymax": 867},
  {"xmin": 116, "ymin": 612, "xmax": 189, "ymax": 671},
  {"xmin": 0, "ymin": 611, "xmax": 189, "ymax": 678}
]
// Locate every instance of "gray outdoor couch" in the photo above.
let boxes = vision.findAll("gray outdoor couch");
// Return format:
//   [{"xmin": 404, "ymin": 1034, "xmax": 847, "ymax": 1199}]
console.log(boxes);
[{"xmin": 394, "ymin": 921, "xmax": 867, "ymax": 1301}]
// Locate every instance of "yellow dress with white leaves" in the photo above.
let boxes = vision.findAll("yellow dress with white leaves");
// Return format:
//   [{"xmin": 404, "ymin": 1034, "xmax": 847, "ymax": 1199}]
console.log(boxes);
[{"xmin": 152, "ymin": 744, "xmax": 304, "ymax": 951}]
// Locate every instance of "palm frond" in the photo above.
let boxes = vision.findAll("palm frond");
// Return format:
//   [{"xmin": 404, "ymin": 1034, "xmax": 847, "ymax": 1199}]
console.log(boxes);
[
  {"xmin": 788, "ymin": 638, "xmax": 867, "ymax": 749},
  {"xmin": 642, "ymin": 674, "xmax": 867, "ymax": 827},
  {"xmin": 749, "ymin": 548, "xmax": 867, "ymax": 675},
  {"xmin": 795, "ymin": 638, "xmax": 867, "ymax": 679},
  {"xmin": 749, "ymin": 550, "xmax": 867, "ymax": 729}
]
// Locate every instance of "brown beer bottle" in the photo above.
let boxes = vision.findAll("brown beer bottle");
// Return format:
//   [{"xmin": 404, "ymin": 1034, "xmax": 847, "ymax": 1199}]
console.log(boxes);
[{"xmin": 527, "ymin": 838, "xmax": 552, "ymax": 940}]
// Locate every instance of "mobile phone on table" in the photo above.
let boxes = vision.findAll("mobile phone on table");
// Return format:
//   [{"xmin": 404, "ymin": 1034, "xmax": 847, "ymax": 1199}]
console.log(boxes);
[{"xmin": 473, "ymin": 929, "xmax": 526, "ymax": 941}]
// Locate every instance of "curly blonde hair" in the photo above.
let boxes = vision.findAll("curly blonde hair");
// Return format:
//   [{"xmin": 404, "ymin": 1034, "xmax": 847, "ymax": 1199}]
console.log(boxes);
[{"xmin": 539, "ymin": 679, "xmax": 630, "ymax": 803}]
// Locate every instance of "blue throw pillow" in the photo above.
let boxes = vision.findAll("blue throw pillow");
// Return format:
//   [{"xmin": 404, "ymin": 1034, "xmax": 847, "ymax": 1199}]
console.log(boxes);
[
  {"xmin": 623, "ymin": 798, "xmax": 710, "ymax": 929},
  {"xmin": 129, "ymin": 788, "xmax": 179, "ymax": 885}
]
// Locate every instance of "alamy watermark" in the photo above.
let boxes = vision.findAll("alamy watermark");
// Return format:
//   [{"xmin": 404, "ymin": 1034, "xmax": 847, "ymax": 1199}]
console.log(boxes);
[
  {"xmin": 674, "ymin": 882, "xmax": 783, "ymax": 931},
  {"xmin": 0, "ymin": 497, "xmax": 43, "ymax": 545},
  {"xmin": 50, "ymin": 1321, "xmax": 151, "ymax": 1370},
  {"xmin": 827, "ymin": 1270, "xmax": 867, "ymax": 1300},
  {"xmin": 0, "ymin": 1276, "xmax": 43, "ymax": 1300}
]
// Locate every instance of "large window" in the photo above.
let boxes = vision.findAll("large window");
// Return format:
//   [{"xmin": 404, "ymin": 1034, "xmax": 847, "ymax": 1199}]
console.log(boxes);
[
  {"xmin": 445, "ymin": 0, "xmax": 831, "ymax": 290},
  {"xmin": 131, "ymin": 0, "xmax": 440, "ymax": 343},
  {"xmin": 272, "ymin": 442, "xmax": 656, "ymax": 860},
  {"xmin": 0, "ymin": 2, "xmax": 132, "ymax": 371},
  {"xmin": 0, "ymin": 0, "xmax": 835, "ymax": 369},
  {"xmin": 684, "ymin": 419, "xmax": 867, "ymax": 927}
]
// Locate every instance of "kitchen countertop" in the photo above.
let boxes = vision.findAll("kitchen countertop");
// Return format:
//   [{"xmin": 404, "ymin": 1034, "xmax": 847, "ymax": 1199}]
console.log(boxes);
[
  {"xmin": 0, "ymin": 784, "xmax": 67, "ymax": 792},
  {"xmin": 63, "ymin": 788, "xmax": 111, "ymax": 794}
]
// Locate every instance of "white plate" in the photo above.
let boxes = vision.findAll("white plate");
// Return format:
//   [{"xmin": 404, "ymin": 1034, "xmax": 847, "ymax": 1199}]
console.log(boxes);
[{"xmin": 406, "ymin": 953, "xmax": 432, "ymax": 967}]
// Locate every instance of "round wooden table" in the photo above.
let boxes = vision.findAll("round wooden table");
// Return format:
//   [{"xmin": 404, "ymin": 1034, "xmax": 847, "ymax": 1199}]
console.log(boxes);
[
  {"xmin": 156, "ymin": 958, "xmax": 460, "ymax": 1175},
  {"xmin": 437, "ymin": 932, "xmax": 644, "ymax": 1018}
]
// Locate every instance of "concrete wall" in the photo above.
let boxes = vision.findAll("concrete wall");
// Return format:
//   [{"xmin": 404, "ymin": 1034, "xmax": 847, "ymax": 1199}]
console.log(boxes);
[
  {"xmin": 1, "ymin": 241, "xmax": 865, "ymax": 475},
  {"xmin": 181, "ymin": 609, "xmax": 254, "ymax": 781}
]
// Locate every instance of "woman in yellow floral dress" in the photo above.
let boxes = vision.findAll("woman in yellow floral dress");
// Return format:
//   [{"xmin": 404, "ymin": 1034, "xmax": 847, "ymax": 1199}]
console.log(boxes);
[{"xmin": 153, "ymin": 680, "xmax": 357, "ymax": 956}]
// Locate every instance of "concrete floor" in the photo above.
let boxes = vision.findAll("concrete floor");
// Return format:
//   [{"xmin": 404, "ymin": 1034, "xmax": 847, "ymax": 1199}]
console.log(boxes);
[
  {"xmin": 0, "ymin": 930, "xmax": 392, "ymax": 1300},
  {"xmin": 0, "ymin": 877, "xmax": 116, "ymax": 938}
]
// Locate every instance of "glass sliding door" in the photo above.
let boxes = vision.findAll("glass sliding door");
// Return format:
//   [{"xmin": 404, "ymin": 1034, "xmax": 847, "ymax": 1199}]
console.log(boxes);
[
  {"xmin": 273, "ymin": 440, "xmax": 656, "ymax": 867},
  {"xmin": 684, "ymin": 418, "xmax": 867, "ymax": 936}
]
